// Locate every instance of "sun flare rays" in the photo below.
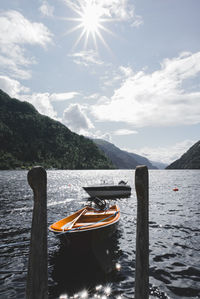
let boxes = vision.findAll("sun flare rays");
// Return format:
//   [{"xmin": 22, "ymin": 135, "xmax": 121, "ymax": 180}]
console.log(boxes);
[{"xmin": 64, "ymin": 0, "xmax": 115, "ymax": 50}]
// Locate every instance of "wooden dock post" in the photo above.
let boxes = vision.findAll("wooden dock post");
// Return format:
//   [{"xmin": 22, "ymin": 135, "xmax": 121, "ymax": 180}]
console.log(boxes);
[
  {"xmin": 26, "ymin": 166, "xmax": 48, "ymax": 299},
  {"xmin": 135, "ymin": 165, "xmax": 149, "ymax": 299}
]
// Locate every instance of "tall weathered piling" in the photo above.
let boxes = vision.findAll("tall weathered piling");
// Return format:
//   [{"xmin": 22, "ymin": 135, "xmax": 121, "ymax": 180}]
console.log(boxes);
[
  {"xmin": 135, "ymin": 165, "xmax": 149, "ymax": 299},
  {"xmin": 26, "ymin": 166, "xmax": 48, "ymax": 299}
]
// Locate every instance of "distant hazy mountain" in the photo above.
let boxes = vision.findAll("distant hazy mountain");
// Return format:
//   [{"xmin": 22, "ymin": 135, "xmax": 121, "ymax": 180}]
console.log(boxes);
[
  {"xmin": 151, "ymin": 161, "xmax": 168, "ymax": 169},
  {"xmin": 93, "ymin": 139, "xmax": 157, "ymax": 169},
  {"xmin": 166, "ymin": 140, "xmax": 200, "ymax": 169},
  {"xmin": 0, "ymin": 89, "xmax": 113, "ymax": 170}
]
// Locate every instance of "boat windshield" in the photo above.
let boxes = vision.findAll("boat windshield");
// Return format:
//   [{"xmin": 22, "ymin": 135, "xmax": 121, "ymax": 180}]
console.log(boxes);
[
  {"xmin": 118, "ymin": 180, "xmax": 127, "ymax": 185},
  {"xmin": 100, "ymin": 179, "xmax": 114, "ymax": 185}
]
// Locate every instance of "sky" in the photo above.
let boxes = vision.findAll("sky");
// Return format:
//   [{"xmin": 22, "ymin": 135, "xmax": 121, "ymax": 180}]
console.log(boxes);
[{"xmin": 0, "ymin": 0, "xmax": 200, "ymax": 165}]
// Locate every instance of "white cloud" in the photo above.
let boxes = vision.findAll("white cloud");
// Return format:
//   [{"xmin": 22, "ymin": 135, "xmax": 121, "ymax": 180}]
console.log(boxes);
[
  {"xmin": 125, "ymin": 139, "xmax": 196, "ymax": 164},
  {"xmin": 49, "ymin": 92, "xmax": 79, "ymax": 101},
  {"xmin": 98, "ymin": 0, "xmax": 138, "ymax": 22},
  {"xmin": 0, "ymin": 10, "xmax": 52, "ymax": 46},
  {"xmin": 0, "ymin": 10, "xmax": 53, "ymax": 79},
  {"xmin": 62, "ymin": 103, "xmax": 94, "ymax": 134},
  {"xmin": 85, "ymin": 93, "xmax": 100, "ymax": 100},
  {"xmin": 119, "ymin": 66, "xmax": 134, "ymax": 77},
  {"xmin": 80, "ymin": 130, "xmax": 112, "ymax": 142},
  {"xmin": 0, "ymin": 76, "xmax": 29, "ymax": 97},
  {"xmin": 93, "ymin": 51, "xmax": 200, "ymax": 127},
  {"xmin": 19, "ymin": 91, "xmax": 80, "ymax": 119},
  {"xmin": 39, "ymin": 1, "xmax": 54, "ymax": 17},
  {"xmin": 20, "ymin": 93, "xmax": 58, "ymax": 119},
  {"xmin": 101, "ymin": 0, "xmax": 143, "ymax": 27},
  {"xmin": 69, "ymin": 50, "xmax": 104, "ymax": 66},
  {"xmin": 113, "ymin": 129, "xmax": 138, "ymax": 136},
  {"xmin": 101, "ymin": 65, "xmax": 134, "ymax": 87},
  {"xmin": 98, "ymin": 132, "xmax": 112, "ymax": 142},
  {"xmin": 131, "ymin": 14, "xmax": 143, "ymax": 27}
]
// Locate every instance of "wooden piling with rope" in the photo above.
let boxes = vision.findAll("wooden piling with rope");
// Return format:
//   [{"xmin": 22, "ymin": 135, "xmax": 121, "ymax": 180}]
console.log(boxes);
[
  {"xmin": 26, "ymin": 166, "xmax": 48, "ymax": 299},
  {"xmin": 135, "ymin": 165, "xmax": 149, "ymax": 299}
]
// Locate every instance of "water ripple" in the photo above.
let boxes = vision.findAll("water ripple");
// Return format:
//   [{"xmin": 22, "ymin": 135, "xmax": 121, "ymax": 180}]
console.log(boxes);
[{"xmin": 0, "ymin": 169, "xmax": 200, "ymax": 298}]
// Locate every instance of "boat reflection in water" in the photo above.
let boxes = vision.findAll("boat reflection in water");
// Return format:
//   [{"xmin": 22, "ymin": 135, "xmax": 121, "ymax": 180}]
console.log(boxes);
[{"xmin": 49, "ymin": 229, "xmax": 123, "ymax": 299}]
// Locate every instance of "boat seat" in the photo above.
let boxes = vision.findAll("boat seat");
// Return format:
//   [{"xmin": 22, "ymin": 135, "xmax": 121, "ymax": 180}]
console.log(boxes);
[
  {"xmin": 74, "ymin": 222, "xmax": 106, "ymax": 227},
  {"xmin": 74, "ymin": 222, "xmax": 94, "ymax": 226},
  {"xmin": 85, "ymin": 211, "xmax": 115, "ymax": 215}
]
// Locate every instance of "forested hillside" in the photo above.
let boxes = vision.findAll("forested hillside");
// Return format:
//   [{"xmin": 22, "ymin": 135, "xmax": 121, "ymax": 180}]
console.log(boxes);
[
  {"xmin": 166, "ymin": 140, "xmax": 200, "ymax": 169},
  {"xmin": 0, "ymin": 90, "xmax": 114, "ymax": 170},
  {"xmin": 93, "ymin": 139, "xmax": 157, "ymax": 169}
]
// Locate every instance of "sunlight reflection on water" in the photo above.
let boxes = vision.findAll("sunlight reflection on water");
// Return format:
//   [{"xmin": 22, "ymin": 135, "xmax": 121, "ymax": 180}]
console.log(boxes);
[{"xmin": 0, "ymin": 169, "xmax": 200, "ymax": 298}]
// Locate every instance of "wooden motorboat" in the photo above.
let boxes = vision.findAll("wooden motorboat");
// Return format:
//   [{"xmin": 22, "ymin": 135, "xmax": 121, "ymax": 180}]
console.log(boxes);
[
  {"xmin": 49, "ymin": 204, "xmax": 120, "ymax": 244},
  {"xmin": 83, "ymin": 180, "xmax": 131, "ymax": 199}
]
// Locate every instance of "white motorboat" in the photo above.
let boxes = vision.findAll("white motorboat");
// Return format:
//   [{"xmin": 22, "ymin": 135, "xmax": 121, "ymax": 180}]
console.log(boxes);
[{"xmin": 83, "ymin": 180, "xmax": 131, "ymax": 199}]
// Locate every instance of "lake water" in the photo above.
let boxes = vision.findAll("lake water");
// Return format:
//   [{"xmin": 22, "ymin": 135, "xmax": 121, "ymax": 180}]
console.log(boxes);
[{"xmin": 0, "ymin": 169, "xmax": 200, "ymax": 299}]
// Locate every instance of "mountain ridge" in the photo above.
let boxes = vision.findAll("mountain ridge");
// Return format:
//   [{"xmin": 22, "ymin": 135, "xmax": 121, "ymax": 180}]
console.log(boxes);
[
  {"xmin": 166, "ymin": 140, "xmax": 200, "ymax": 169},
  {"xmin": 0, "ymin": 89, "xmax": 114, "ymax": 170},
  {"xmin": 93, "ymin": 138, "xmax": 157, "ymax": 169}
]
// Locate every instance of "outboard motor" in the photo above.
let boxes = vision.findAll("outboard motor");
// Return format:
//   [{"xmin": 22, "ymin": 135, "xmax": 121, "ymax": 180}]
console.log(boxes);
[{"xmin": 93, "ymin": 197, "xmax": 106, "ymax": 210}]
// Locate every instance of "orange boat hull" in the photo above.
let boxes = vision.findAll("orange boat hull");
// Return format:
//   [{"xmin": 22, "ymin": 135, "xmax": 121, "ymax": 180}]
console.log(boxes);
[{"xmin": 49, "ymin": 205, "xmax": 120, "ymax": 247}]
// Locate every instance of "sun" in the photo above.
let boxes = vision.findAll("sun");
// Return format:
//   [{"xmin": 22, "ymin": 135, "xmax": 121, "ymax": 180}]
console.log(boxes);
[
  {"xmin": 65, "ymin": 1, "xmax": 113, "ymax": 49},
  {"xmin": 81, "ymin": 3, "xmax": 101, "ymax": 34}
]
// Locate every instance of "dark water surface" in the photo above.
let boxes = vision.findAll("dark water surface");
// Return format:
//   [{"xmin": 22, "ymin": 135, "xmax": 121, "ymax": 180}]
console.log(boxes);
[{"xmin": 0, "ymin": 169, "xmax": 200, "ymax": 298}]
